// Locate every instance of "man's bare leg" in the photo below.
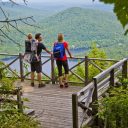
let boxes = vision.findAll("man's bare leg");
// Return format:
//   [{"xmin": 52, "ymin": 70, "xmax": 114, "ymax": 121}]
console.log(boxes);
[
  {"xmin": 31, "ymin": 72, "xmax": 35, "ymax": 86},
  {"xmin": 38, "ymin": 73, "xmax": 45, "ymax": 87},
  {"xmin": 37, "ymin": 72, "xmax": 42, "ymax": 84}
]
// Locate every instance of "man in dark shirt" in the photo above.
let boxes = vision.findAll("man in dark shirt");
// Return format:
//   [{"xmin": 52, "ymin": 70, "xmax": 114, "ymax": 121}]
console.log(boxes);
[{"xmin": 31, "ymin": 33, "xmax": 52, "ymax": 88}]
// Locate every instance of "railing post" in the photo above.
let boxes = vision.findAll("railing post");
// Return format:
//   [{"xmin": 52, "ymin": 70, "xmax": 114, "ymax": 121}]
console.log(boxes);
[
  {"xmin": 51, "ymin": 54, "xmax": 55, "ymax": 84},
  {"xmin": 85, "ymin": 56, "xmax": 89, "ymax": 86},
  {"xmin": 72, "ymin": 93, "xmax": 79, "ymax": 128},
  {"xmin": 122, "ymin": 60, "xmax": 127, "ymax": 79},
  {"xmin": 92, "ymin": 78, "xmax": 98, "ymax": 126},
  {"xmin": 19, "ymin": 53, "xmax": 24, "ymax": 82},
  {"xmin": 110, "ymin": 69, "xmax": 115, "ymax": 86},
  {"xmin": 17, "ymin": 87, "xmax": 23, "ymax": 113},
  {"xmin": 0, "ymin": 69, "xmax": 2, "ymax": 80}
]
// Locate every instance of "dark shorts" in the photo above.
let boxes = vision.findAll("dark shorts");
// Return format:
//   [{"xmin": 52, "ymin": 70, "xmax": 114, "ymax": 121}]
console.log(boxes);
[
  {"xmin": 30, "ymin": 61, "xmax": 42, "ymax": 73},
  {"xmin": 56, "ymin": 60, "xmax": 69, "ymax": 77}
]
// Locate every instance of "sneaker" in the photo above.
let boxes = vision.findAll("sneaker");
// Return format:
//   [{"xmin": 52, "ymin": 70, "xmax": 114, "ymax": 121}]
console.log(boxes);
[
  {"xmin": 38, "ymin": 83, "xmax": 46, "ymax": 88},
  {"xmin": 60, "ymin": 84, "xmax": 63, "ymax": 88},
  {"xmin": 31, "ymin": 83, "xmax": 34, "ymax": 87},
  {"xmin": 64, "ymin": 83, "xmax": 69, "ymax": 88}
]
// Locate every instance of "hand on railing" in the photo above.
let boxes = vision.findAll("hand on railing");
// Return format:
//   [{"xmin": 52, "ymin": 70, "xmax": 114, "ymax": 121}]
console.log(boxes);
[
  {"xmin": 70, "ymin": 55, "xmax": 74, "ymax": 58},
  {"xmin": 50, "ymin": 52, "xmax": 53, "ymax": 55},
  {"xmin": 22, "ymin": 54, "xmax": 25, "ymax": 59},
  {"xmin": 45, "ymin": 49, "xmax": 52, "ymax": 55}
]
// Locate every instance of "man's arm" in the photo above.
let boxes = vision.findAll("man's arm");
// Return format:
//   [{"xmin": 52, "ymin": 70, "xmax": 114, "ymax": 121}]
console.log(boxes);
[
  {"xmin": 41, "ymin": 43, "xmax": 52, "ymax": 55},
  {"xmin": 45, "ymin": 49, "xmax": 52, "ymax": 55}
]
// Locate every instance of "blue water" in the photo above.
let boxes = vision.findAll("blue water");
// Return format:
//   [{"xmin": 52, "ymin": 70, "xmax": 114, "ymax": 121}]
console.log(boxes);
[
  {"xmin": 0, "ymin": 48, "xmax": 87, "ymax": 76},
  {"xmin": 1, "ymin": 57, "xmax": 83, "ymax": 76}
]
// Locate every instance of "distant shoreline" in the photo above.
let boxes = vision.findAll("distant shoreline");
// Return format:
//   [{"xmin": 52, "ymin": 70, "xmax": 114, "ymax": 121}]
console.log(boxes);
[{"xmin": 0, "ymin": 47, "xmax": 89, "ymax": 61}]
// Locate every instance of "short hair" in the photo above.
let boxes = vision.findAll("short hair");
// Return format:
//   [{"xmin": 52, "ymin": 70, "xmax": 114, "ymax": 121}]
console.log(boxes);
[
  {"xmin": 58, "ymin": 33, "xmax": 64, "ymax": 42},
  {"xmin": 35, "ymin": 33, "xmax": 42, "ymax": 39},
  {"xmin": 27, "ymin": 33, "xmax": 32, "ymax": 39}
]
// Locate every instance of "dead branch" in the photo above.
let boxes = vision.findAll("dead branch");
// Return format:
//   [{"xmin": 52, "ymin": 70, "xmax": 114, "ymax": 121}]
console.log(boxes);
[
  {"xmin": 0, "ymin": 29, "xmax": 22, "ymax": 46},
  {"xmin": 0, "ymin": 0, "xmax": 40, "ymax": 47},
  {"xmin": 0, "ymin": 16, "xmax": 34, "ymax": 23},
  {"xmin": 1, "ymin": 0, "xmax": 28, "ymax": 5},
  {"xmin": 0, "ymin": 6, "xmax": 8, "ymax": 19},
  {"xmin": 8, "ymin": 22, "xmax": 26, "ymax": 36},
  {"xmin": 21, "ymin": 20, "xmax": 41, "ymax": 29},
  {"xmin": 9, "ymin": 0, "xmax": 19, "ymax": 5}
]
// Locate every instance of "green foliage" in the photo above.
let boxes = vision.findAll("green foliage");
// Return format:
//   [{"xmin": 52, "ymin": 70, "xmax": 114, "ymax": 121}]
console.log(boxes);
[
  {"xmin": 98, "ymin": 78, "xmax": 128, "ymax": 128},
  {"xmin": 55, "ymin": 43, "xmax": 110, "ymax": 84},
  {"xmin": 87, "ymin": 43, "xmax": 110, "ymax": 79},
  {"xmin": 83, "ymin": 126, "xmax": 91, "ymax": 128},
  {"xmin": 0, "ymin": 62, "xmax": 41, "ymax": 128},
  {"xmin": 1, "ymin": 6, "xmax": 128, "ymax": 59},
  {"xmin": 99, "ymin": 0, "xmax": 128, "ymax": 35},
  {"xmin": 0, "ymin": 61, "xmax": 17, "ymax": 79},
  {"xmin": 0, "ymin": 78, "xmax": 15, "ymax": 91},
  {"xmin": 68, "ymin": 62, "xmax": 85, "ymax": 83},
  {"xmin": 88, "ymin": 43, "xmax": 107, "ymax": 59},
  {"xmin": 0, "ymin": 112, "xmax": 41, "ymax": 128},
  {"xmin": 23, "ymin": 62, "xmax": 29, "ymax": 74}
]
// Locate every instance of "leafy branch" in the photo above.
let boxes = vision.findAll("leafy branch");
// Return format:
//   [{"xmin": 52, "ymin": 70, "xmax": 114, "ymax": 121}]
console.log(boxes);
[{"xmin": 94, "ymin": 0, "xmax": 128, "ymax": 35}]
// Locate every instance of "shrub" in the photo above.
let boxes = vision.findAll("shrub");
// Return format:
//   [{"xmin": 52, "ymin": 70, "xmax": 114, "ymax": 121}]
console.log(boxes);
[
  {"xmin": 0, "ymin": 112, "xmax": 41, "ymax": 128},
  {"xmin": 0, "ymin": 62, "xmax": 41, "ymax": 128},
  {"xmin": 98, "ymin": 78, "xmax": 128, "ymax": 128}
]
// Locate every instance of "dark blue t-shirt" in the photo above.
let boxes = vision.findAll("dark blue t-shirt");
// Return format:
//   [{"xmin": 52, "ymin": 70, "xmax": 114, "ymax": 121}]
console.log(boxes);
[{"xmin": 37, "ymin": 42, "xmax": 46, "ymax": 57}]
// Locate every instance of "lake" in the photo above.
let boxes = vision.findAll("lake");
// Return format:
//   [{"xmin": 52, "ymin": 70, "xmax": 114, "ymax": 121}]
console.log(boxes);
[{"xmin": 0, "ymin": 48, "xmax": 88, "ymax": 76}]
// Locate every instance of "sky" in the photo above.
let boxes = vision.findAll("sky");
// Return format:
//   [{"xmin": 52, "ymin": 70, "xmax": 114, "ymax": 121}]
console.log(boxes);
[
  {"xmin": 2, "ymin": 0, "xmax": 111, "ymax": 10},
  {"xmin": 28, "ymin": 0, "xmax": 94, "ymax": 3},
  {"xmin": 28, "ymin": 0, "xmax": 100, "ymax": 4},
  {"xmin": 2, "ymin": 0, "xmax": 100, "ymax": 4}
]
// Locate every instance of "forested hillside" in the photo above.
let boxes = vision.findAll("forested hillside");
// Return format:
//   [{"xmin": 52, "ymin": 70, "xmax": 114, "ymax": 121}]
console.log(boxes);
[
  {"xmin": 0, "ymin": 2, "xmax": 55, "ymax": 20},
  {"xmin": 1, "ymin": 6, "xmax": 128, "ymax": 59}
]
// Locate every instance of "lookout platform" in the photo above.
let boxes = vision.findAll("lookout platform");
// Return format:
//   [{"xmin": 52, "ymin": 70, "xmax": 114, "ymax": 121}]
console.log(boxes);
[
  {"xmin": 20, "ymin": 80, "xmax": 82, "ymax": 128},
  {"xmin": 1, "ymin": 53, "xmax": 128, "ymax": 128}
]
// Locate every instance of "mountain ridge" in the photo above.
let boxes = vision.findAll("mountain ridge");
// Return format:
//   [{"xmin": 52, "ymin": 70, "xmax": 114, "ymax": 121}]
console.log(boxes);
[{"xmin": 0, "ymin": 6, "xmax": 127, "ymax": 58}]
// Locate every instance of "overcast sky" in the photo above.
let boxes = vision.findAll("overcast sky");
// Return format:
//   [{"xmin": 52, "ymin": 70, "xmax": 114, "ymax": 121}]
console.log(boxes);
[
  {"xmin": 28, "ymin": 0, "xmax": 94, "ymax": 3},
  {"xmin": 3, "ymin": 0, "xmax": 100, "ymax": 4}
]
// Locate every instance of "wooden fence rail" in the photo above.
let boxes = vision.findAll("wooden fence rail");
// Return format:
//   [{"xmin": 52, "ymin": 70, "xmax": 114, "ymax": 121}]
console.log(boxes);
[
  {"xmin": 0, "ymin": 87, "xmax": 23, "ymax": 113},
  {"xmin": 0, "ymin": 53, "xmax": 118, "ymax": 86},
  {"xmin": 72, "ymin": 58, "xmax": 128, "ymax": 128},
  {"xmin": 0, "ymin": 53, "xmax": 127, "ymax": 127}
]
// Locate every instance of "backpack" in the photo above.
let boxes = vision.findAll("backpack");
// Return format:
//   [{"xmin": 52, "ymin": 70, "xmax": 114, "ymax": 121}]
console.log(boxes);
[
  {"xmin": 31, "ymin": 39, "xmax": 37, "ymax": 52},
  {"xmin": 25, "ymin": 40, "xmax": 31, "ymax": 53},
  {"xmin": 25, "ymin": 39, "xmax": 36, "ymax": 53},
  {"xmin": 53, "ymin": 42, "xmax": 65, "ymax": 58},
  {"xmin": 30, "ymin": 40, "xmax": 39, "ymax": 63},
  {"xmin": 24, "ymin": 39, "xmax": 39, "ymax": 63},
  {"xmin": 30, "ymin": 51, "xmax": 39, "ymax": 63}
]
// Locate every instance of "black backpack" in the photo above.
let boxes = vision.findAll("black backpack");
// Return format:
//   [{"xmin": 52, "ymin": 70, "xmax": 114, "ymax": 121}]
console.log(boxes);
[{"xmin": 25, "ymin": 40, "xmax": 31, "ymax": 53}]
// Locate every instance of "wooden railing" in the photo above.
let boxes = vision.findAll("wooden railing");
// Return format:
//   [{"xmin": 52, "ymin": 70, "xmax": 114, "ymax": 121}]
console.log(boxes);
[
  {"xmin": 1, "ymin": 53, "xmax": 127, "ymax": 127},
  {"xmin": 0, "ymin": 53, "xmax": 118, "ymax": 85},
  {"xmin": 0, "ymin": 87, "xmax": 23, "ymax": 113},
  {"xmin": 72, "ymin": 58, "xmax": 128, "ymax": 128}
]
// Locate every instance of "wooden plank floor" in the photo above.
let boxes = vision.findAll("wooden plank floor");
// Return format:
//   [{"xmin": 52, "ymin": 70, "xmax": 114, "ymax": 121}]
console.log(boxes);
[{"xmin": 20, "ymin": 81, "xmax": 83, "ymax": 128}]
